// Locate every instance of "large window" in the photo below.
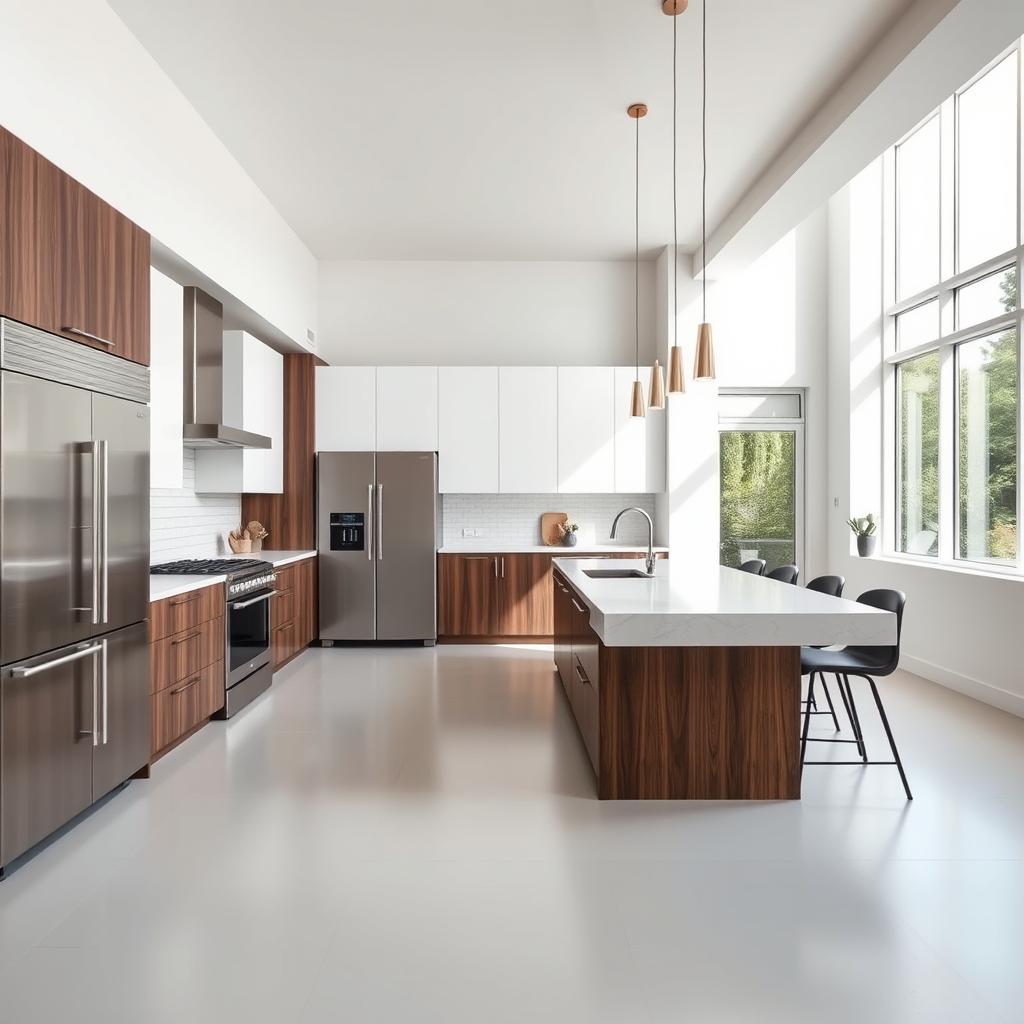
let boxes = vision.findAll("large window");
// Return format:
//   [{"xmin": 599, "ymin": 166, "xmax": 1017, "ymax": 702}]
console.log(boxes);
[
  {"xmin": 886, "ymin": 43, "xmax": 1022, "ymax": 571},
  {"xmin": 719, "ymin": 391, "xmax": 803, "ymax": 572}
]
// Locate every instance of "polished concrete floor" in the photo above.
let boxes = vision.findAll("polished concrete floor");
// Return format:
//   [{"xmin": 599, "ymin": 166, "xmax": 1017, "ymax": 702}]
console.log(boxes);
[{"xmin": 1, "ymin": 644, "xmax": 1022, "ymax": 1023}]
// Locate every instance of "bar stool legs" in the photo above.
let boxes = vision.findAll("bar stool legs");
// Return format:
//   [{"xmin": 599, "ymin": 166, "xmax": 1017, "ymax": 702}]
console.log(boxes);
[{"xmin": 868, "ymin": 677, "xmax": 913, "ymax": 800}]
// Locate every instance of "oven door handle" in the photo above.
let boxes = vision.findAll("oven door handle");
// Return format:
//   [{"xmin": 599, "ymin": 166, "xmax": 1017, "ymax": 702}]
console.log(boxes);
[{"xmin": 230, "ymin": 590, "xmax": 279, "ymax": 610}]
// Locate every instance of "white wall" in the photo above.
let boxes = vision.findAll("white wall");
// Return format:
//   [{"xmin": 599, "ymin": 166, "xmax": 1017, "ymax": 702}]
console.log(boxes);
[
  {"xmin": 656, "ymin": 208, "xmax": 831, "ymax": 577},
  {"xmin": 0, "ymin": 0, "xmax": 318, "ymax": 350},
  {"xmin": 317, "ymin": 260, "xmax": 656, "ymax": 366},
  {"xmin": 828, "ymin": 162, "xmax": 1024, "ymax": 717}
]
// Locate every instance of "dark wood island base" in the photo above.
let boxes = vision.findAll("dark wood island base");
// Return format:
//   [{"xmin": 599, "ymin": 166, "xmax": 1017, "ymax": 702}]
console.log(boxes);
[{"xmin": 554, "ymin": 571, "xmax": 802, "ymax": 800}]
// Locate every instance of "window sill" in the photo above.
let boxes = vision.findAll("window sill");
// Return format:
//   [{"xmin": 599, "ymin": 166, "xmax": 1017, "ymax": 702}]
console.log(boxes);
[{"xmin": 867, "ymin": 552, "xmax": 1022, "ymax": 583}]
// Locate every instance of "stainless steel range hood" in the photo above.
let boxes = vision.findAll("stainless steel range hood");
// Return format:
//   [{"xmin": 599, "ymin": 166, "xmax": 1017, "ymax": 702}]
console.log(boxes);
[{"xmin": 182, "ymin": 287, "xmax": 271, "ymax": 449}]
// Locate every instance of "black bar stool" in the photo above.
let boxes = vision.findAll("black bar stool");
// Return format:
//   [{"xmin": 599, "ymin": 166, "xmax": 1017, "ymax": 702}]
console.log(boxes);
[
  {"xmin": 765, "ymin": 564, "xmax": 799, "ymax": 585},
  {"xmin": 802, "ymin": 575, "xmax": 846, "ymax": 730},
  {"xmin": 799, "ymin": 589, "xmax": 912, "ymax": 800},
  {"xmin": 738, "ymin": 559, "xmax": 766, "ymax": 575}
]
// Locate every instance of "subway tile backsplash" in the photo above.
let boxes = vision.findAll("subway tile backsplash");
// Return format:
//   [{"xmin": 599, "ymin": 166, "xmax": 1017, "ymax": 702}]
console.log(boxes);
[
  {"xmin": 442, "ymin": 493, "xmax": 657, "ymax": 547},
  {"xmin": 150, "ymin": 448, "xmax": 241, "ymax": 563}
]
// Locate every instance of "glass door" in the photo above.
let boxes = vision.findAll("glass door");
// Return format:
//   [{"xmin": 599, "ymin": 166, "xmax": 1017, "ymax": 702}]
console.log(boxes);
[{"xmin": 718, "ymin": 391, "xmax": 804, "ymax": 573}]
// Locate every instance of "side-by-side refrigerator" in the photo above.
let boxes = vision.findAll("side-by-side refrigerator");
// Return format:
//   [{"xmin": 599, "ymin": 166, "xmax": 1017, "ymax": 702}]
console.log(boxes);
[
  {"xmin": 317, "ymin": 452, "xmax": 439, "ymax": 643},
  {"xmin": 1, "ymin": 320, "xmax": 150, "ymax": 874}
]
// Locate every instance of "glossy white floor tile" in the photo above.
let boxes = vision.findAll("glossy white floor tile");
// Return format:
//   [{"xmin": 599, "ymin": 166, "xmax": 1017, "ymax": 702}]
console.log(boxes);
[{"xmin": 1, "ymin": 644, "xmax": 1022, "ymax": 1023}]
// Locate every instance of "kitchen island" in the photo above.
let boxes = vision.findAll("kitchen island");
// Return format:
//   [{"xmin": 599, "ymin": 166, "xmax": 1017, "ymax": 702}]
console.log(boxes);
[{"xmin": 552, "ymin": 558, "xmax": 896, "ymax": 800}]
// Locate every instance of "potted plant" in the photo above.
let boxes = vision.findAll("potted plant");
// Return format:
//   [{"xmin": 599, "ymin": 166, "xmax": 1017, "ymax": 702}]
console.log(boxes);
[
  {"xmin": 559, "ymin": 521, "xmax": 580, "ymax": 547},
  {"xmin": 847, "ymin": 513, "xmax": 878, "ymax": 557}
]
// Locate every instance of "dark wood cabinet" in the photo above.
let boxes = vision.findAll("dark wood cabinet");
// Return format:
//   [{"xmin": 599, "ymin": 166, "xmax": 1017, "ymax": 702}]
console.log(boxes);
[
  {"xmin": 59, "ymin": 174, "xmax": 150, "ymax": 363},
  {"xmin": 438, "ymin": 554, "xmax": 500, "ymax": 636},
  {"xmin": 149, "ymin": 583, "xmax": 225, "ymax": 761},
  {"xmin": 270, "ymin": 557, "xmax": 317, "ymax": 670},
  {"xmin": 0, "ymin": 127, "xmax": 150, "ymax": 365},
  {"xmin": 438, "ymin": 551, "xmax": 666, "ymax": 640},
  {"xmin": 0, "ymin": 127, "xmax": 61, "ymax": 334}
]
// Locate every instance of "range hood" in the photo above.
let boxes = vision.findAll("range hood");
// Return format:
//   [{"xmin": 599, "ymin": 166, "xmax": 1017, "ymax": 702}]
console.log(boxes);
[{"xmin": 182, "ymin": 287, "xmax": 271, "ymax": 449}]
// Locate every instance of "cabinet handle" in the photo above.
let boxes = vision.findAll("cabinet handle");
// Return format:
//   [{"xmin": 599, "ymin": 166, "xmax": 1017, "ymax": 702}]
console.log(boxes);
[
  {"xmin": 493, "ymin": 557, "xmax": 498, "ymax": 578},
  {"xmin": 170, "ymin": 631, "xmax": 201, "ymax": 646},
  {"xmin": 570, "ymin": 598, "xmax": 586, "ymax": 615},
  {"xmin": 61, "ymin": 326, "xmax": 116, "ymax": 348},
  {"xmin": 501, "ymin": 557, "xmax": 505, "ymax": 579},
  {"xmin": 170, "ymin": 676, "xmax": 202, "ymax": 696},
  {"xmin": 169, "ymin": 594, "xmax": 200, "ymax": 607},
  {"xmin": 575, "ymin": 662, "xmax": 591, "ymax": 687}
]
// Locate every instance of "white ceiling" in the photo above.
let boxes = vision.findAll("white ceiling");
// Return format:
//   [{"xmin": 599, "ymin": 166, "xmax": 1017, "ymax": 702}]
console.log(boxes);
[{"xmin": 110, "ymin": 0, "xmax": 914, "ymax": 261}]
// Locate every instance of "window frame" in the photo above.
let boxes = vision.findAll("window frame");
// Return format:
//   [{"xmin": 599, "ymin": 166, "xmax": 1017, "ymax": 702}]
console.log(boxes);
[
  {"xmin": 883, "ymin": 40, "xmax": 1024, "ymax": 575},
  {"xmin": 718, "ymin": 388, "xmax": 806, "ymax": 574}
]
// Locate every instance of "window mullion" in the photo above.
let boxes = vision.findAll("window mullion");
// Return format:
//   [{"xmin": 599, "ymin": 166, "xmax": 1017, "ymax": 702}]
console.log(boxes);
[
  {"xmin": 941, "ymin": 96, "xmax": 956, "ymax": 281},
  {"xmin": 938, "ymin": 346, "xmax": 956, "ymax": 561}
]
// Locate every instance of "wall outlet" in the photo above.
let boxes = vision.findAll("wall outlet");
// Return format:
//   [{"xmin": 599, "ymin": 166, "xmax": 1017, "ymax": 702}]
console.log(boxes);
[{"xmin": 462, "ymin": 528, "xmax": 483, "ymax": 538}]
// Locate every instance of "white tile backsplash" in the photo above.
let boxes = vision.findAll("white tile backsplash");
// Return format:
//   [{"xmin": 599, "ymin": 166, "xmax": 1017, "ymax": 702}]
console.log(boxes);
[
  {"xmin": 442, "ymin": 494, "xmax": 657, "ymax": 547},
  {"xmin": 150, "ymin": 448, "xmax": 241, "ymax": 564}
]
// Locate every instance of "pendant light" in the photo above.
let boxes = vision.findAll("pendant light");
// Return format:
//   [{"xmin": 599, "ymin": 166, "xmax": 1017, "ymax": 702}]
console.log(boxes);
[
  {"xmin": 663, "ymin": 0, "xmax": 687, "ymax": 393},
  {"xmin": 628, "ymin": 103, "xmax": 648, "ymax": 418},
  {"xmin": 693, "ymin": 0, "xmax": 717, "ymax": 379}
]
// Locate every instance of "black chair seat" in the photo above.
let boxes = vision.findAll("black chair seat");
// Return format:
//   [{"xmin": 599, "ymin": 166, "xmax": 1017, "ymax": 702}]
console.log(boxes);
[{"xmin": 800, "ymin": 646, "xmax": 891, "ymax": 676}]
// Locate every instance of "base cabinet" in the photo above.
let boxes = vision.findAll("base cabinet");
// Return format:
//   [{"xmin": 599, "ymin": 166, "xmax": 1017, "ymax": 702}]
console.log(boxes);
[
  {"xmin": 553, "ymin": 571, "xmax": 600, "ymax": 774},
  {"xmin": 149, "ymin": 583, "xmax": 224, "ymax": 761},
  {"xmin": 271, "ymin": 558, "xmax": 317, "ymax": 670},
  {"xmin": 438, "ymin": 551, "xmax": 665, "ymax": 640}
]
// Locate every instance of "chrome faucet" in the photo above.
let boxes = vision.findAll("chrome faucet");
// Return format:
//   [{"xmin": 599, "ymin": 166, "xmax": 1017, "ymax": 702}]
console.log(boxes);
[{"xmin": 610, "ymin": 507, "xmax": 656, "ymax": 576}]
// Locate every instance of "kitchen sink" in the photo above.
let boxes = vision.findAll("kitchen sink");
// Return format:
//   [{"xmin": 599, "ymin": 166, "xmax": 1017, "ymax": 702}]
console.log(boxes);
[{"xmin": 582, "ymin": 568, "xmax": 653, "ymax": 579}]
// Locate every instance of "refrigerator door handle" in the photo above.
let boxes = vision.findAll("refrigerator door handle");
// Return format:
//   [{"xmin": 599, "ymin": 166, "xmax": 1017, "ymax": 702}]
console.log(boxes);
[
  {"xmin": 71, "ymin": 442, "xmax": 99, "ymax": 622},
  {"xmin": 367, "ymin": 484, "xmax": 374, "ymax": 561},
  {"xmin": 10, "ymin": 641, "xmax": 103, "ymax": 678},
  {"xmin": 99, "ymin": 439, "xmax": 109, "ymax": 624},
  {"xmin": 101, "ymin": 639, "xmax": 109, "ymax": 745},
  {"xmin": 376, "ymin": 484, "xmax": 383, "ymax": 561}
]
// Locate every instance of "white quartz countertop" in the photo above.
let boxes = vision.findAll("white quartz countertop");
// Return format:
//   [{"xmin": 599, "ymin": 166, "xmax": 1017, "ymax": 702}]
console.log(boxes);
[
  {"xmin": 149, "ymin": 551, "xmax": 316, "ymax": 602},
  {"xmin": 439, "ymin": 543, "xmax": 669, "ymax": 555},
  {"xmin": 553, "ymin": 558, "xmax": 897, "ymax": 648}
]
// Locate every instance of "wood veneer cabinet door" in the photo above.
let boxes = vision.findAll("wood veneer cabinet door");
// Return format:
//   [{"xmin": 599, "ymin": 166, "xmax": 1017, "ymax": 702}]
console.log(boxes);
[
  {"xmin": 59, "ymin": 175, "xmax": 150, "ymax": 364},
  {"xmin": 0, "ymin": 128, "xmax": 61, "ymax": 333},
  {"xmin": 297, "ymin": 558, "xmax": 318, "ymax": 646},
  {"xmin": 552, "ymin": 572, "xmax": 574, "ymax": 691},
  {"xmin": 437, "ymin": 554, "xmax": 498, "ymax": 636},
  {"xmin": 496, "ymin": 554, "xmax": 553, "ymax": 636},
  {"xmin": 149, "ymin": 585, "xmax": 224, "ymax": 642}
]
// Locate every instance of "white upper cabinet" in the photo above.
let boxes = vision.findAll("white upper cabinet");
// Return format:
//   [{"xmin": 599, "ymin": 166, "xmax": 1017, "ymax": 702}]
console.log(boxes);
[
  {"xmin": 614, "ymin": 366, "xmax": 666, "ymax": 493},
  {"xmin": 149, "ymin": 268, "xmax": 184, "ymax": 490},
  {"xmin": 438, "ymin": 367, "xmax": 499, "ymax": 493},
  {"xmin": 557, "ymin": 367, "xmax": 615, "ymax": 493},
  {"xmin": 499, "ymin": 367, "xmax": 557, "ymax": 493},
  {"xmin": 316, "ymin": 366, "xmax": 376, "ymax": 451},
  {"xmin": 376, "ymin": 367, "xmax": 438, "ymax": 451},
  {"xmin": 195, "ymin": 332, "xmax": 283, "ymax": 493}
]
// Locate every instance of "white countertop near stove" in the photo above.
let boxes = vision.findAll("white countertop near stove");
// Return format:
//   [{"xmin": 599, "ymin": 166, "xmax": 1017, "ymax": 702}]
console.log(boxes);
[
  {"xmin": 553, "ymin": 557, "xmax": 897, "ymax": 648},
  {"xmin": 149, "ymin": 551, "xmax": 316, "ymax": 602},
  {"xmin": 439, "ymin": 543, "xmax": 669, "ymax": 555}
]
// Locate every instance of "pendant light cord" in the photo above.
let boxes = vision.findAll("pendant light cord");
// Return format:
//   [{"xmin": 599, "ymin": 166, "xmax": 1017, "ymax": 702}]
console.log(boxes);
[
  {"xmin": 672, "ymin": 9, "xmax": 678, "ymax": 347},
  {"xmin": 701, "ymin": 0, "xmax": 707, "ymax": 323},
  {"xmin": 635, "ymin": 109, "xmax": 640, "ymax": 382}
]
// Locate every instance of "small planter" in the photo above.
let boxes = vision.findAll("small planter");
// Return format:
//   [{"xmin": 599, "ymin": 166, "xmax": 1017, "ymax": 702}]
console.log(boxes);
[
  {"xmin": 857, "ymin": 534, "xmax": 877, "ymax": 557},
  {"xmin": 562, "ymin": 533, "xmax": 578, "ymax": 547}
]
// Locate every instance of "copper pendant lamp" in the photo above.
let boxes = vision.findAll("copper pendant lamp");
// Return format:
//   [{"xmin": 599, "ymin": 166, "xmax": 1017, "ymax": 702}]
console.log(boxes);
[
  {"xmin": 628, "ymin": 103, "xmax": 648, "ymax": 418},
  {"xmin": 664, "ymin": 0, "xmax": 686, "ymax": 393},
  {"xmin": 693, "ymin": 0, "xmax": 716, "ymax": 379}
]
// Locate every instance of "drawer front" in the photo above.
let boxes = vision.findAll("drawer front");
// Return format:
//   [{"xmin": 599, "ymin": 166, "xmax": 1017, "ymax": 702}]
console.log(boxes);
[
  {"xmin": 274, "ymin": 564, "xmax": 296, "ymax": 595},
  {"xmin": 150, "ymin": 659, "xmax": 224, "ymax": 755},
  {"xmin": 149, "ymin": 584, "xmax": 223, "ymax": 642},
  {"xmin": 274, "ymin": 587, "xmax": 296, "ymax": 628},
  {"xmin": 272, "ymin": 620, "xmax": 297, "ymax": 670},
  {"xmin": 150, "ymin": 617, "xmax": 224, "ymax": 694}
]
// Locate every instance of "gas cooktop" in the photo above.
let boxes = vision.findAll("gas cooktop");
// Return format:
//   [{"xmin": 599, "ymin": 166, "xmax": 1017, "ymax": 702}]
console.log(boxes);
[{"xmin": 150, "ymin": 558, "xmax": 271, "ymax": 576}]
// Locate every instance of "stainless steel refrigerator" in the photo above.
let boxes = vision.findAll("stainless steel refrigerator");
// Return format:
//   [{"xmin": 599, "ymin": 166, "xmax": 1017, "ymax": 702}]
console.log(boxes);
[
  {"xmin": 1, "ymin": 320, "xmax": 150, "ymax": 874},
  {"xmin": 317, "ymin": 452, "xmax": 439, "ymax": 642}
]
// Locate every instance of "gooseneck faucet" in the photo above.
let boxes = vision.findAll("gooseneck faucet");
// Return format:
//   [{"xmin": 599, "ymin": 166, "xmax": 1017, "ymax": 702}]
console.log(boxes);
[{"xmin": 610, "ymin": 507, "xmax": 656, "ymax": 576}]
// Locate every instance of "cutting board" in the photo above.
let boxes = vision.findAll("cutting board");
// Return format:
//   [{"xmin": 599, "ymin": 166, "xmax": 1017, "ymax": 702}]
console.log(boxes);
[{"xmin": 541, "ymin": 512, "xmax": 568, "ymax": 546}]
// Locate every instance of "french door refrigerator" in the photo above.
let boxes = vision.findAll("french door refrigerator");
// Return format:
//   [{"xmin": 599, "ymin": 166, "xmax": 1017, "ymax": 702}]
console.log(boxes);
[
  {"xmin": 317, "ymin": 452, "xmax": 439, "ymax": 642},
  {"xmin": 1, "ymin": 320, "xmax": 150, "ymax": 873}
]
